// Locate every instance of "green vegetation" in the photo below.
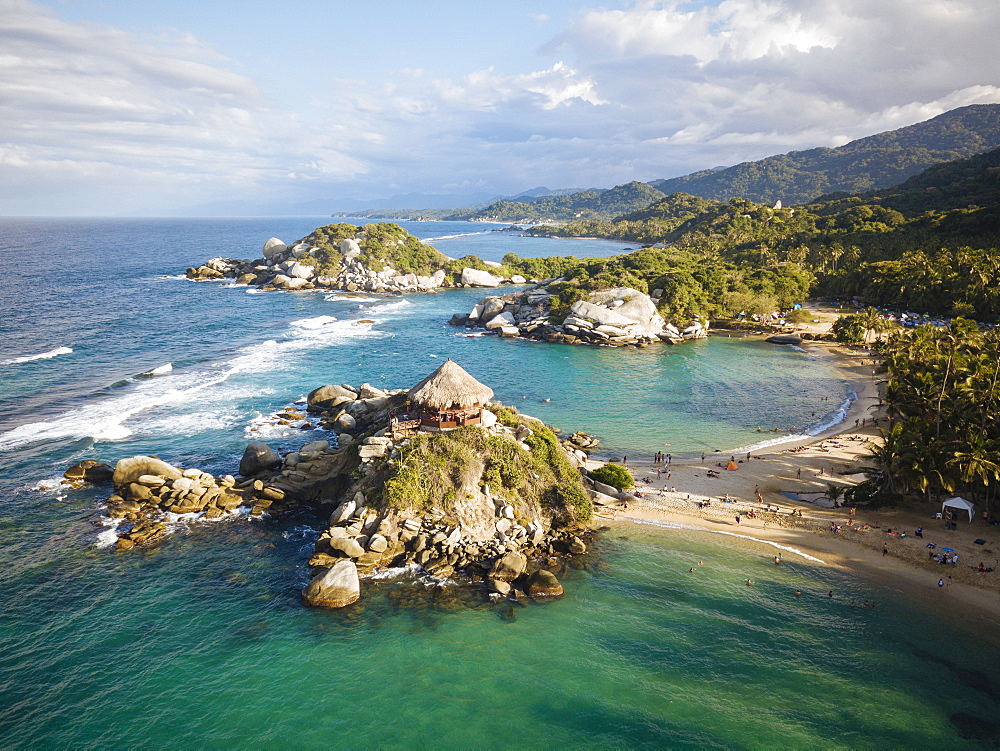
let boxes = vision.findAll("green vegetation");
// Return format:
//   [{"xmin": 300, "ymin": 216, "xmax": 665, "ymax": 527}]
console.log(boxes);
[
  {"xmin": 591, "ymin": 463, "xmax": 634, "ymax": 491},
  {"xmin": 853, "ymin": 321, "xmax": 1000, "ymax": 512},
  {"xmin": 447, "ymin": 182, "xmax": 667, "ymax": 223},
  {"xmin": 296, "ymin": 222, "xmax": 452, "ymax": 277},
  {"xmin": 649, "ymin": 104, "xmax": 1000, "ymax": 205},
  {"xmin": 382, "ymin": 414, "xmax": 591, "ymax": 524},
  {"xmin": 525, "ymin": 144, "xmax": 1000, "ymax": 322}
]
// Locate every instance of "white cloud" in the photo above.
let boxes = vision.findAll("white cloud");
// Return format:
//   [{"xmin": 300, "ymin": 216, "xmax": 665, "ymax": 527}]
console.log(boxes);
[{"xmin": 1, "ymin": 0, "xmax": 999, "ymax": 213}]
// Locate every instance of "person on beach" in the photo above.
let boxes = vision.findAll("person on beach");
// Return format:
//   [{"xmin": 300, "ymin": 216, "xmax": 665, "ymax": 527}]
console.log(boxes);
[
  {"xmin": 883, "ymin": 545, "xmax": 888, "ymax": 557},
  {"xmin": 735, "ymin": 514, "xmax": 741, "ymax": 525},
  {"xmin": 701, "ymin": 452, "xmax": 705, "ymax": 462},
  {"xmin": 796, "ymin": 468, "xmax": 801, "ymax": 479},
  {"xmin": 938, "ymin": 578, "xmax": 945, "ymax": 589}
]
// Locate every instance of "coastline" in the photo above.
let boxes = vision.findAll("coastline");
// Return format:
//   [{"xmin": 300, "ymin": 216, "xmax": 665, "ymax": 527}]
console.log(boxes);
[{"xmin": 590, "ymin": 334, "xmax": 1000, "ymax": 644}]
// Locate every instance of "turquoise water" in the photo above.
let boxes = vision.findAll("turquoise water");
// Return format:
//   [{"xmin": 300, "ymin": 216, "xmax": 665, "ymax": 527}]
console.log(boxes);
[{"xmin": 0, "ymin": 218, "xmax": 997, "ymax": 747}]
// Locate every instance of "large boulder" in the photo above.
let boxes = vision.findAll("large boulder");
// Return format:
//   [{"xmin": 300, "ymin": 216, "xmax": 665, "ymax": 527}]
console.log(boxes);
[
  {"xmin": 570, "ymin": 288, "xmax": 666, "ymax": 339},
  {"xmin": 307, "ymin": 384, "xmax": 357, "ymax": 412},
  {"xmin": 461, "ymin": 268, "xmax": 501, "ymax": 288},
  {"xmin": 262, "ymin": 237, "xmax": 286, "ymax": 259},
  {"xmin": 480, "ymin": 297, "xmax": 507, "ymax": 321},
  {"xmin": 64, "ymin": 460, "xmax": 115, "ymax": 485},
  {"xmin": 765, "ymin": 334, "xmax": 803, "ymax": 345},
  {"xmin": 238, "ymin": 442, "xmax": 283, "ymax": 476},
  {"xmin": 341, "ymin": 238, "xmax": 362, "ymax": 259},
  {"xmin": 328, "ymin": 536, "xmax": 366, "ymax": 558},
  {"xmin": 527, "ymin": 570, "xmax": 564, "ymax": 598},
  {"xmin": 113, "ymin": 456, "xmax": 183, "ymax": 487},
  {"xmin": 285, "ymin": 262, "xmax": 315, "ymax": 280},
  {"xmin": 489, "ymin": 551, "xmax": 527, "ymax": 582},
  {"xmin": 484, "ymin": 311, "xmax": 516, "ymax": 330},
  {"xmin": 301, "ymin": 561, "xmax": 361, "ymax": 608}
]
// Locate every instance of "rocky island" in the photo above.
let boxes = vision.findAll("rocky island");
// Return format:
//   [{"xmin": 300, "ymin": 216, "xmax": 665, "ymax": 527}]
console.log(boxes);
[
  {"xmin": 184, "ymin": 222, "xmax": 531, "ymax": 294},
  {"xmin": 452, "ymin": 283, "xmax": 708, "ymax": 346},
  {"xmin": 73, "ymin": 361, "xmax": 605, "ymax": 609}
]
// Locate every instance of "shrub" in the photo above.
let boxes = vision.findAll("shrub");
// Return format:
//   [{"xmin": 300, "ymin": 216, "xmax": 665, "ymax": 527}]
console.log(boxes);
[{"xmin": 591, "ymin": 463, "xmax": 634, "ymax": 491}]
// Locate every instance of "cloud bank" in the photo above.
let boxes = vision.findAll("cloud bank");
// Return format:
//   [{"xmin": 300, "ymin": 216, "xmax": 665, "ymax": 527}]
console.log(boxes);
[{"xmin": 1, "ymin": 0, "xmax": 998, "ymax": 214}]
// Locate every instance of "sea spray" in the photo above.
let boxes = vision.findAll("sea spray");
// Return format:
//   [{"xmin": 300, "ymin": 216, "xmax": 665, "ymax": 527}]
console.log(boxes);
[{"xmin": 0, "ymin": 346, "xmax": 73, "ymax": 366}]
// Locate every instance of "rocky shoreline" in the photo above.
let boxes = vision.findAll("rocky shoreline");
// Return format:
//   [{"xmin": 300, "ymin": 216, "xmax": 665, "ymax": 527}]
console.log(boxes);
[
  {"xmin": 185, "ymin": 232, "xmax": 530, "ymax": 295},
  {"xmin": 451, "ymin": 283, "xmax": 709, "ymax": 347},
  {"xmin": 70, "ymin": 369, "xmax": 604, "ymax": 610}
]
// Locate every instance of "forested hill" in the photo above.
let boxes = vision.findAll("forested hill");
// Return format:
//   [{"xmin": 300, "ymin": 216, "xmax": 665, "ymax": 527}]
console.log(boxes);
[
  {"xmin": 812, "ymin": 146, "xmax": 1000, "ymax": 217},
  {"xmin": 525, "ymin": 145, "xmax": 1000, "ymax": 319},
  {"xmin": 444, "ymin": 181, "xmax": 666, "ymax": 222},
  {"xmin": 648, "ymin": 104, "xmax": 1000, "ymax": 206}
]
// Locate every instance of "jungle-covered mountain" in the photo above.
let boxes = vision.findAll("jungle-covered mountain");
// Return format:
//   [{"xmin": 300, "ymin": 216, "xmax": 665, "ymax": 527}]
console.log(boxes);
[
  {"xmin": 518, "ymin": 145, "xmax": 1000, "ymax": 320},
  {"xmin": 443, "ymin": 181, "xmax": 667, "ymax": 223},
  {"xmin": 647, "ymin": 104, "xmax": 1000, "ymax": 206}
]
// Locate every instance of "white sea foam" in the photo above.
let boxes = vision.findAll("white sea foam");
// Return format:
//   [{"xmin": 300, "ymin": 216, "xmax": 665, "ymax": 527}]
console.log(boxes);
[
  {"xmin": 290, "ymin": 315, "xmax": 338, "ymax": 329},
  {"xmin": 324, "ymin": 294, "xmax": 377, "ymax": 303},
  {"xmin": 31, "ymin": 476, "xmax": 66, "ymax": 492},
  {"xmin": 359, "ymin": 298, "xmax": 412, "ymax": 317},
  {"xmin": 1, "ymin": 346, "xmax": 73, "ymax": 366},
  {"xmin": 727, "ymin": 388, "xmax": 858, "ymax": 456},
  {"xmin": 95, "ymin": 528, "xmax": 119, "ymax": 549},
  {"xmin": 147, "ymin": 363, "xmax": 173, "ymax": 375},
  {"xmin": 632, "ymin": 518, "xmax": 826, "ymax": 563},
  {"xmin": 0, "ymin": 316, "xmax": 382, "ymax": 452},
  {"xmin": 367, "ymin": 563, "xmax": 422, "ymax": 580},
  {"xmin": 421, "ymin": 231, "xmax": 489, "ymax": 242}
]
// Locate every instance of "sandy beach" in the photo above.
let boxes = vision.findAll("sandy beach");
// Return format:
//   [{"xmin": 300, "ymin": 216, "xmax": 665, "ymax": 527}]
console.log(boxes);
[{"xmin": 590, "ymin": 329, "xmax": 1000, "ymax": 641}]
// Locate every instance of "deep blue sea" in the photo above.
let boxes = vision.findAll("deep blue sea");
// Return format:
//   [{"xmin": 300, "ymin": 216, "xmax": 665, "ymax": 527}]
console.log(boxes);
[{"xmin": 1, "ymin": 217, "xmax": 997, "ymax": 748}]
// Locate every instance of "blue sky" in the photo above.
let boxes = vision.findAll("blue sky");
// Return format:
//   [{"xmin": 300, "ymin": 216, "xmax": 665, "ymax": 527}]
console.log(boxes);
[{"xmin": 2, "ymin": 0, "xmax": 999, "ymax": 215}]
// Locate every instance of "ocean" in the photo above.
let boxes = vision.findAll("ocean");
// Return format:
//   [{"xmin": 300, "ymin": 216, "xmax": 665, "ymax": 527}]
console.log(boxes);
[{"xmin": 0, "ymin": 217, "xmax": 997, "ymax": 747}]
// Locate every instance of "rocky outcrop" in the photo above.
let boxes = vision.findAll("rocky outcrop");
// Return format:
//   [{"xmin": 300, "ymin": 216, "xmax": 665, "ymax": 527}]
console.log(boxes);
[
  {"xmin": 461, "ymin": 268, "xmax": 501, "ymax": 287},
  {"xmin": 765, "ymin": 334, "xmax": 803, "ymax": 345},
  {"xmin": 301, "ymin": 560, "xmax": 361, "ymax": 608},
  {"xmin": 94, "ymin": 373, "xmax": 594, "ymax": 613},
  {"xmin": 63, "ymin": 460, "xmax": 114, "ymax": 487},
  {"xmin": 184, "ymin": 228, "xmax": 534, "ymax": 295},
  {"xmin": 452, "ymin": 285, "xmax": 709, "ymax": 347},
  {"xmin": 239, "ymin": 442, "xmax": 282, "ymax": 476}
]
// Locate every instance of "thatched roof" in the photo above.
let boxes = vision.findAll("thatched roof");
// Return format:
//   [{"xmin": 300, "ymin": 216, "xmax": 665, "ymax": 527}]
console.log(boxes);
[{"xmin": 408, "ymin": 360, "xmax": 494, "ymax": 410}]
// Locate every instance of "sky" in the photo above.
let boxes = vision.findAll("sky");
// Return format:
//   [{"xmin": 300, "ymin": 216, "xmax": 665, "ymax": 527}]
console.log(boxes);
[{"xmin": 2, "ymin": 0, "xmax": 999, "ymax": 215}]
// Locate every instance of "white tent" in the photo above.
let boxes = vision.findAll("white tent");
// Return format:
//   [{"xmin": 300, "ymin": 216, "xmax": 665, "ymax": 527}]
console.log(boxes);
[{"xmin": 942, "ymin": 497, "xmax": 975, "ymax": 522}]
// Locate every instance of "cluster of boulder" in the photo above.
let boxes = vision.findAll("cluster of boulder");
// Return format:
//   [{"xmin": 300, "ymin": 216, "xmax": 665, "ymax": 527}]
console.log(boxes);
[
  {"xmin": 451, "ymin": 284, "xmax": 709, "ymax": 347},
  {"xmin": 302, "ymin": 490, "xmax": 586, "ymax": 608},
  {"xmin": 71, "ymin": 369, "xmax": 597, "ymax": 611},
  {"xmin": 305, "ymin": 381, "xmax": 407, "ymax": 448},
  {"xmin": 184, "ymin": 234, "xmax": 533, "ymax": 294},
  {"xmin": 80, "ymin": 455, "xmax": 261, "ymax": 551},
  {"xmin": 560, "ymin": 431, "xmax": 599, "ymax": 464}
]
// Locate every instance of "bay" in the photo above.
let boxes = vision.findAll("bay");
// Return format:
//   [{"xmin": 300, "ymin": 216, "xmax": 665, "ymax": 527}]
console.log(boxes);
[{"xmin": 0, "ymin": 217, "xmax": 995, "ymax": 748}]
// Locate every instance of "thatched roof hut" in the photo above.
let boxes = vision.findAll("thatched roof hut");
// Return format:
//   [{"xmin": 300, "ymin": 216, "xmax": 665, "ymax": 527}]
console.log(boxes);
[{"xmin": 408, "ymin": 360, "xmax": 494, "ymax": 411}]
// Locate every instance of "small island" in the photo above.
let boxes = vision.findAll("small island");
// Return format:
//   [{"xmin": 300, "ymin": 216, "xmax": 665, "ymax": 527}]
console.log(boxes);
[{"xmin": 75, "ymin": 360, "xmax": 598, "ymax": 609}]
